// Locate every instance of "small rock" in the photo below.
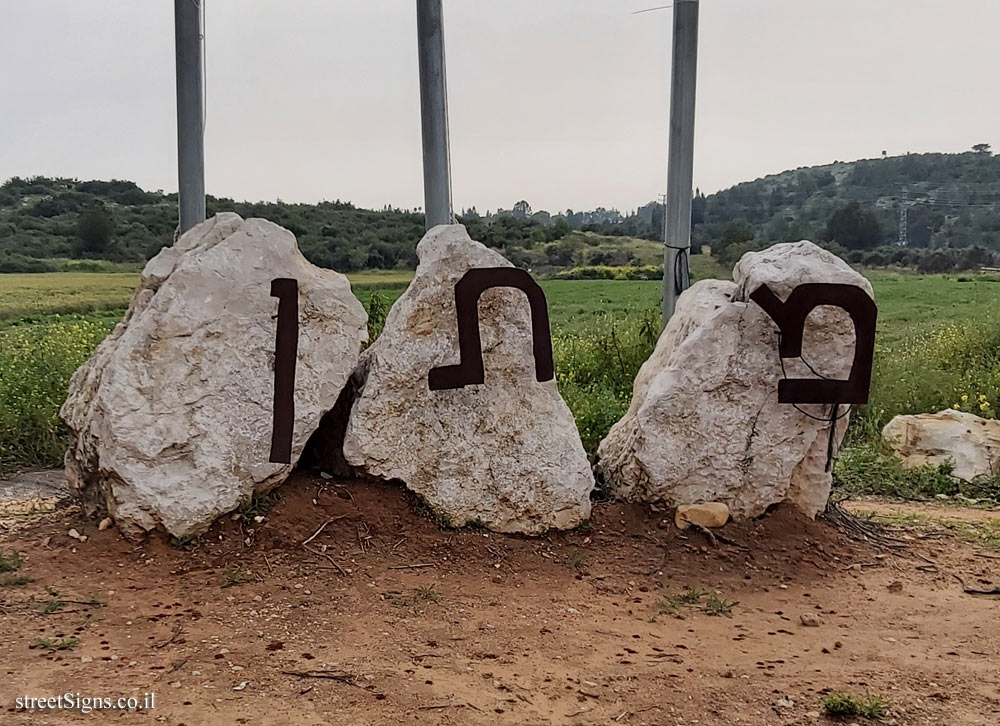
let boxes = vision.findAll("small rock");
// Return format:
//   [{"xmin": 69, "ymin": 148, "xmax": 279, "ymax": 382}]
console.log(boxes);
[
  {"xmin": 253, "ymin": 516, "xmax": 264, "ymax": 524},
  {"xmin": 233, "ymin": 681, "xmax": 249, "ymax": 691},
  {"xmin": 230, "ymin": 513, "xmax": 242, "ymax": 521},
  {"xmin": 68, "ymin": 528, "xmax": 82, "ymax": 540},
  {"xmin": 806, "ymin": 711, "xmax": 821, "ymax": 719},
  {"xmin": 80, "ymin": 656, "xmax": 93, "ymax": 663},
  {"xmin": 775, "ymin": 697, "xmax": 794, "ymax": 708},
  {"xmin": 887, "ymin": 580, "xmax": 903, "ymax": 593},
  {"xmin": 98, "ymin": 518, "xmax": 113, "ymax": 531},
  {"xmin": 319, "ymin": 471, "xmax": 333, "ymax": 480},
  {"xmin": 799, "ymin": 613, "xmax": 822, "ymax": 627},
  {"xmin": 674, "ymin": 502, "xmax": 730, "ymax": 530}
]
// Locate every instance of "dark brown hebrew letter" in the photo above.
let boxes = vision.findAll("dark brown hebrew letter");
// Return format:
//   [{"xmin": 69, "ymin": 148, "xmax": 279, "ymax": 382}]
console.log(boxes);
[
  {"xmin": 269, "ymin": 278, "xmax": 299, "ymax": 463},
  {"xmin": 750, "ymin": 282, "xmax": 877, "ymax": 405},
  {"xmin": 428, "ymin": 267, "xmax": 555, "ymax": 390}
]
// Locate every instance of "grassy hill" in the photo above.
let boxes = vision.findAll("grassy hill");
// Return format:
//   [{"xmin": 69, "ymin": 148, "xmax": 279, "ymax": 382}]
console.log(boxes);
[
  {"xmin": 3, "ymin": 149, "xmax": 999, "ymax": 275},
  {"xmin": 694, "ymin": 149, "xmax": 1000, "ymax": 250}
]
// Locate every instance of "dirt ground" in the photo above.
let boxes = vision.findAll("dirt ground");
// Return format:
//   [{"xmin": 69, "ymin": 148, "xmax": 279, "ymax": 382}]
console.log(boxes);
[{"xmin": 1, "ymin": 474, "xmax": 998, "ymax": 726}]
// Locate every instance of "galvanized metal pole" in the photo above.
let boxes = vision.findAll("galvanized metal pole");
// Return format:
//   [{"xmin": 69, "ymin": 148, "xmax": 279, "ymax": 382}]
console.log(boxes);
[
  {"xmin": 416, "ymin": 0, "xmax": 453, "ymax": 229},
  {"xmin": 174, "ymin": 0, "xmax": 206, "ymax": 234},
  {"xmin": 662, "ymin": 0, "xmax": 699, "ymax": 325}
]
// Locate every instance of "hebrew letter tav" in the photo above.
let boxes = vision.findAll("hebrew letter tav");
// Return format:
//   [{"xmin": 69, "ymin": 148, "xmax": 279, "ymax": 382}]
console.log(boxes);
[{"xmin": 428, "ymin": 267, "xmax": 555, "ymax": 390}]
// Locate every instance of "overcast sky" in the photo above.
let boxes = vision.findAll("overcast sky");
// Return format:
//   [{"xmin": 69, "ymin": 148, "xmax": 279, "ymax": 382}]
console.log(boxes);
[{"xmin": 1, "ymin": 1, "xmax": 997, "ymax": 212}]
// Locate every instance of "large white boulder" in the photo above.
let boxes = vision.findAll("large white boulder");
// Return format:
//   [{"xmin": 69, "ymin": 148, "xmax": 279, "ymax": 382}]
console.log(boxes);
[
  {"xmin": 883, "ymin": 409, "xmax": 1000, "ymax": 481},
  {"xmin": 597, "ymin": 241, "xmax": 871, "ymax": 519},
  {"xmin": 61, "ymin": 214, "xmax": 367, "ymax": 538},
  {"xmin": 342, "ymin": 224, "xmax": 593, "ymax": 533}
]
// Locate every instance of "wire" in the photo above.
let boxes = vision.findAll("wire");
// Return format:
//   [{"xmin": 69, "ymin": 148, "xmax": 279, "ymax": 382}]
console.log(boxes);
[
  {"xmin": 775, "ymin": 334, "xmax": 853, "ymax": 424},
  {"xmin": 632, "ymin": 4, "xmax": 673, "ymax": 14}
]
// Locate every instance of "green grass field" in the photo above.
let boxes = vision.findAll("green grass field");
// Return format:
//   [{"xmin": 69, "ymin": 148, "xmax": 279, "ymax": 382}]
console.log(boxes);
[
  {"xmin": 2, "ymin": 265, "xmax": 998, "ymax": 502},
  {"xmin": 0, "ymin": 273, "xmax": 140, "ymax": 321}
]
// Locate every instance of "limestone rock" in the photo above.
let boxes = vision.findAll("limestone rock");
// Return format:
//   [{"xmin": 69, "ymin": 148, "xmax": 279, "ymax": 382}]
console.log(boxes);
[
  {"xmin": 61, "ymin": 214, "xmax": 367, "ymax": 538},
  {"xmin": 597, "ymin": 241, "xmax": 870, "ymax": 519},
  {"xmin": 883, "ymin": 409, "xmax": 1000, "ymax": 481},
  {"xmin": 342, "ymin": 224, "xmax": 593, "ymax": 533},
  {"xmin": 674, "ymin": 502, "xmax": 730, "ymax": 530}
]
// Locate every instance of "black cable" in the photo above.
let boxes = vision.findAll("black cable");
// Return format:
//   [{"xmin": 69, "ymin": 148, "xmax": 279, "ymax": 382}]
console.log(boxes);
[
  {"xmin": 665, "ymin": 244, "xmax": 689, "ymax": 293},
  {"xmin": 776, "ymin": 332, "xmax": 852, "ymax": 422},
  {"xmin": 773, "ymin": 332, "xmax": 850, "ymax": 471}
]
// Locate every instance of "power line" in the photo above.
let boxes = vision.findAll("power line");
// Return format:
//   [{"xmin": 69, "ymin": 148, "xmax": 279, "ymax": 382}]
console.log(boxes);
[{"xmin": 632, "ymin": 4, "xmax": 673, "ymax": 14}]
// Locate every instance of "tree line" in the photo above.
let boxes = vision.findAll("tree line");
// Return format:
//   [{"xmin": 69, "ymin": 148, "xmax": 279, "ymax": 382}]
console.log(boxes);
[{"xmin": 2, "ymin": 148, "xmax": 998, "ymax": 273}]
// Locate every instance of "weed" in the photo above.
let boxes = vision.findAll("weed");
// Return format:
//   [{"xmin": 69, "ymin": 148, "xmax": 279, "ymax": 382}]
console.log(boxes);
[
  {"xmin": 410, "ymin": 494, "xmax": 455, "ymax": 529},
  {"xmin": 221, "ymin": 568, "xmax": 255, "ymax": 588},
  {"xmin": 414, "ymin": 586, "xmax": 440, "ymax": 603},
  {"xmin": 383, "ymin": 586, "xmax": 441, "ymax": 610},
  {"xmin": 35, "ymin": 637, "xmax": 80, "ymax": 651},
  {"xmin": 36, "ymin": 586, "xmax": 65, "ymax": 615},
  {"xmin": 240, "ymin": 490, "xmax": 281, "ymax": 521},
  {"xmin": 465, "ymin": 518, "xmax": 488, "ymax": 532},
  {"xmin": 1, "ymin": 574, "xmax": 32, "ymax": 587},
  {"xmin": 0, "ymin": 549, "xmax": 23, "ymax": 572},
  {"xmin": 822, "ymin": 691, "xmax": 890, "ymax": 719},
  {"xmin": 567, "ymin": 549, "xmax": 588, "ymax": 571},
  {"xmin": 364, "ymin": 291, "xmax": 390, "ymax": 343},
  {"xmin": 704, "ymin": 593, "xmax": 738, "ymax": 617},
  {"xmin": 868, "ymin": 511, "xmax": 1000, "ymax": 549},
  {"xmin": 170, "ymin": 535, "xmax": 202, "ymax": 551},
  {"xmin": 656, "ymin": 588, "xmax": 706, "ymax": 618},
  {"xmin": 0, "ymin": 315, "xmax": 117, "ymax": 472}
]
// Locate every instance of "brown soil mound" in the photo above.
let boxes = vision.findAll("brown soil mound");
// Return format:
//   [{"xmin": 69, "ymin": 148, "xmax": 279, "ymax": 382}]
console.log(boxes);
[{"xmin": 1, "ymin": 473, "xmax": 998, "ymax": 725}]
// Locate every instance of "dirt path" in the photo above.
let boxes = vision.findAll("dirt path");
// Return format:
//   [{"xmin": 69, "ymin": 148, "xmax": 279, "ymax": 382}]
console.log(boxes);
[
  {"xmin": 843, "ymin": 498, "xmax": 1000, "ymax": 523},
  {"xmin": 1, "ymin": 475, "xmax": 998, "ymax": 725}
]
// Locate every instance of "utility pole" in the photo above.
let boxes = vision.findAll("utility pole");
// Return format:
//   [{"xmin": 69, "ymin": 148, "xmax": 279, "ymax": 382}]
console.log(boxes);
[
  {"xmin": 662, "ymin": 0, "xmax": 699, "ymax": 325},
  {"xmin": 174, "ymin": 0, "xmax": 206, "ymax": 234},
  {"xmin": 416, "ymin": 0, "xmax": 453, "ymax": 229}
]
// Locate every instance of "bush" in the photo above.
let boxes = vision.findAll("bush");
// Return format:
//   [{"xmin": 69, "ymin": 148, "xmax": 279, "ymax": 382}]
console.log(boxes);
[
  {"xmin": 837, "ymin": 313, "xmax": 1000, "ymax": 499},
  {"xmin": 0, "ymin": 253, "xmax": 57, "ymax": 273},
  {"xmin": 717, "ymin": 240, "xmax": 761, "ymax": 269},
  {"xmin": 554, "ymin": 311, "xmax": 659, "ymax": 454},
  {"xmin": 917, "ymin": 250, "xmax": 956, "ymax": 273},
  {"xmin": 821, "ymin": 691, "xmax": 890, "ymax": 720},
  {"xmin": 553, "ymin": 265, "xmax": 663, "ymax": 281},
  {"xmin": 0, "ymin": 316, "xmax": 116, "ymax": 472}
]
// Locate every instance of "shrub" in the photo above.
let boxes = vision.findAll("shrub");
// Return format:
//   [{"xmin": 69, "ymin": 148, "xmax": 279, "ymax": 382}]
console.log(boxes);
[
  {"xmin": 0, "ymin": 316, "xmax": 115, "ymax": 472},
  {"xmin": 553, "ymin": 265, "xmax": 663, "ymax": 281},
  {"xmin": 838, "ymin": 313, "xmax": 1000, "ymax": 500},
  {"xmin": 0, "ymin": 549, "xmax": 23, "ymax": 572},
  {"xmin": 716, "ymin": 240, "xmax": 761, "ymax": 269},
  {"xmin": 821, "ymin": 691, "xmax": 890, "ymax": 719},
  {"xmin": 554, "ymin": 311, "xmax": 658, "ymax": 454},
  {"xmin": 0, "ymin": 253, "xmax": 57, "ymax": 273}
]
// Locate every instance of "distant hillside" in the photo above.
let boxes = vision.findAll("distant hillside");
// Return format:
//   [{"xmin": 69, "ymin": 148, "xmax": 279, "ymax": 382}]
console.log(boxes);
[
  {"xmin": 693, "ymin": 149, "xmax": 1000, "ymax": 250},
  {"xmin": 2, "ymin": 149, "xmax": 998, "ymax": 273},
  {"xmin": 0, "ymin": 176, "xmax": 660, "ymax": 274}
]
